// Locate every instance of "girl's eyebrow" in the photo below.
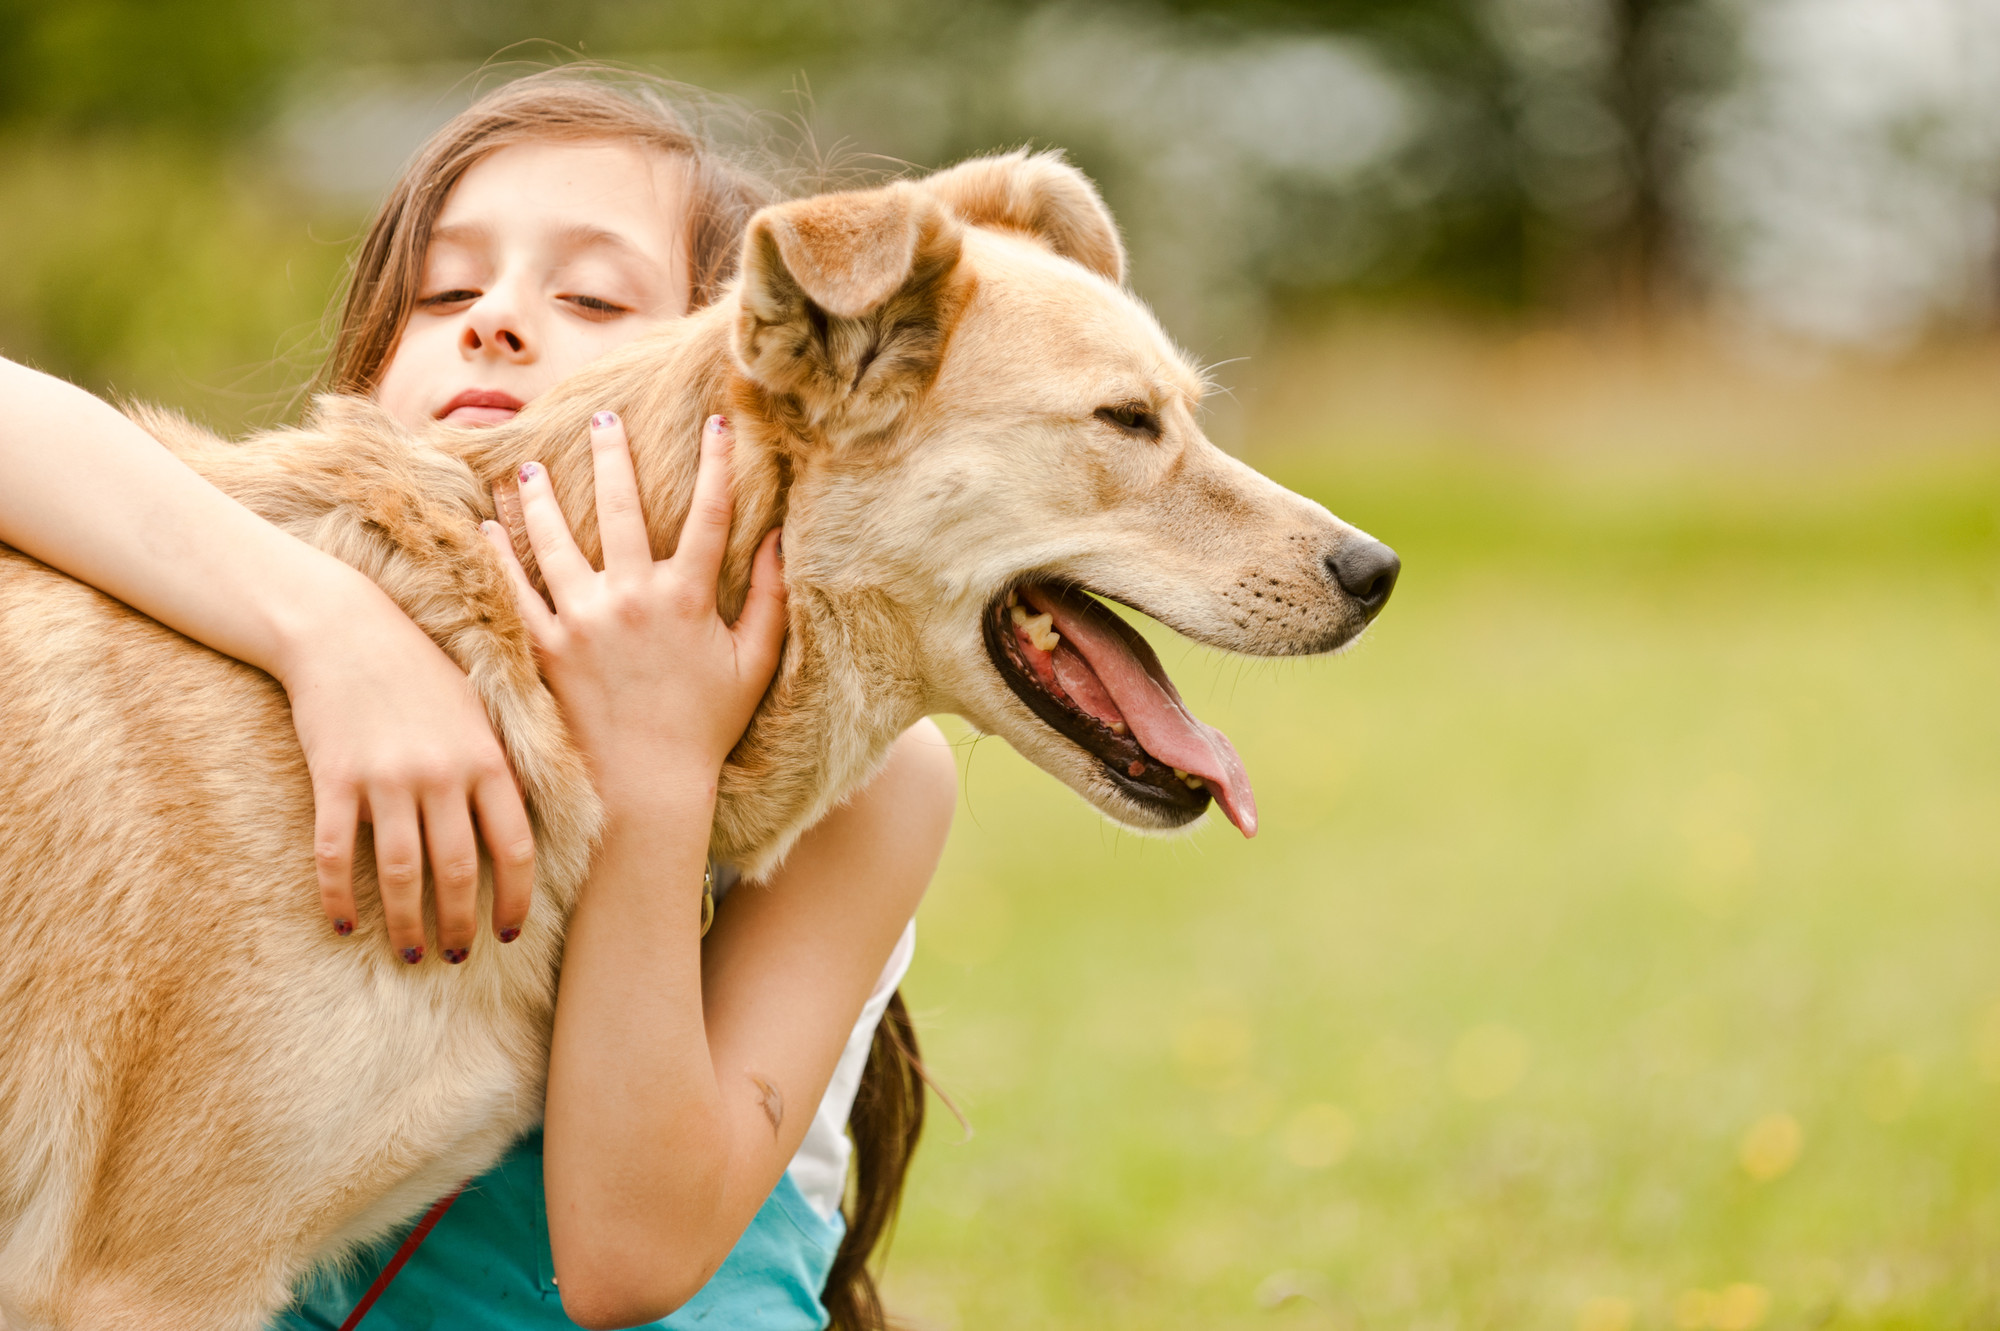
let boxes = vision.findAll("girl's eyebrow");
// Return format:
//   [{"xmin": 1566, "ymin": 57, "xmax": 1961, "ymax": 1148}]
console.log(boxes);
[
  {"xmin": 428, "ymin": 221, "xmax": 648, "ymax": 263},
  {"xmin": 547, "ymin": 222, "xmax": 664, "ymax": 275},
  {"xmin": 428, "ymin": 222, "xmax": 490, "ymax": 251}
]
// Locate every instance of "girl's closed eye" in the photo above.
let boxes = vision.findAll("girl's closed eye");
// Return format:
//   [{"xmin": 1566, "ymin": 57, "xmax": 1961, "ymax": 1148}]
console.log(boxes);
[
  {"xmin": 419, "ymin": 288, "xmax": 481, "ymax": 310},
  {"xmin": 561, "ymin": 293, "xmax": 633, "ymax": 320}
]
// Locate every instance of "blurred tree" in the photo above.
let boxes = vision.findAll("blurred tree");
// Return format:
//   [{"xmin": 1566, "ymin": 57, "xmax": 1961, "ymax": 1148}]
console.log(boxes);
[
  {"xmin": 1596, "ymin": 0, "xmax": 1734, "ymax": 313},
  {"xmin": 0, "ymin": 0, "xmax": 342, "ymax": 428},
  {"xmin": 1140, "ymin": 0, "xmax": 1733, "ymax": 316},
  {"xmin": 1146, "ymin": 0, "xmax": 1531, "ymax": 307},
  {"xmin": 0, "ymin": 0, "xmax": 303, "ymax": 136},
  {"xmin": 0, "ymin": 0, "xmax": 1765, "ymax": 422}
]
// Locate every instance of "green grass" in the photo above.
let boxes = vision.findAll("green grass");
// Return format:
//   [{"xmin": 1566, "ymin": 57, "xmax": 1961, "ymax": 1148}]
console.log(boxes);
[
  {"xmin": 886, "ymin": 442, "xmax": 2000, "ymax": 1331},
  {"xmin": 0, "ymin": 136, "xmax": 353, "ymax": 433}
]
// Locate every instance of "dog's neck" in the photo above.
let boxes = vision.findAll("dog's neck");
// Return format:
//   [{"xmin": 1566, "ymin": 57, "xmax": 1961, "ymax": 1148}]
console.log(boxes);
[{"xmin": 444, "ymin": 303, "xmax": 929, "ymax": 875}]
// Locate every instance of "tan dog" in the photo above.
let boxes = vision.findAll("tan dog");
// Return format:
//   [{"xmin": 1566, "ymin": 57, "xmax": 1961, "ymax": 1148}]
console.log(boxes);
[{"xmin": 0, "ymin": 152, "xmax": 1397, "ymax": 1330}]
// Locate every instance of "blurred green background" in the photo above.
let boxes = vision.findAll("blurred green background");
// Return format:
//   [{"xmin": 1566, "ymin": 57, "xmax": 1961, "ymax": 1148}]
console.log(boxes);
[{"xmin": 4, "ymin": 2, "xmax": 1998, "ymax": 1328}]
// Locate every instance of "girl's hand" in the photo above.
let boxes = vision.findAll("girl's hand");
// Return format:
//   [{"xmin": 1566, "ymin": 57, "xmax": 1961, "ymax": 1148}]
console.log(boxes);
[
  {"xmin": 280, "ymin": 587, "xmax": 537, "ymax": 965},
  {"xmin": 484, "ymin": 412, "xmax": 787, "ymax": 809}
]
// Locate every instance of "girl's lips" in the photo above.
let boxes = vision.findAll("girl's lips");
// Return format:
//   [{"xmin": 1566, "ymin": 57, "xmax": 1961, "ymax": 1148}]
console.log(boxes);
[{"xmin": 437, "ymin": 388, "xmax": 525, "ymax": 425}]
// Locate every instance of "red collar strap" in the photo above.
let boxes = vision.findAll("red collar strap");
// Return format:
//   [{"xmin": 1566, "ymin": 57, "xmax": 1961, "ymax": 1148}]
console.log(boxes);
[{"xmin": 337, "ymin": 1184, "xmax": 466, "ymax": 1330}]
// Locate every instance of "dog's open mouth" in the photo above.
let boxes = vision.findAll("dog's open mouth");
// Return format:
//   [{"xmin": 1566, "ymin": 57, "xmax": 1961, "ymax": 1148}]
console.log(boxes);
[{"xmin": 982, "ymin": 583, "xmax": 1258, "ymax": 836}]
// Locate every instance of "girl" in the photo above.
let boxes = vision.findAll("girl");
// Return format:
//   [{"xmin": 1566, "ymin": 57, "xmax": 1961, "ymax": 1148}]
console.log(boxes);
[{"xmin": 0, "ymin": 71, "xmax": 953, "ymax": 1330}]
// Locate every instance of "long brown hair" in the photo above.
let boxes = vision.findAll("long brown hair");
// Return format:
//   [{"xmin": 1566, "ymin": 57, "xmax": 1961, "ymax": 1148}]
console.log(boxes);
[{"xmin": 322, "ymin": 67, "xmax": 928, "ymax": 1328}]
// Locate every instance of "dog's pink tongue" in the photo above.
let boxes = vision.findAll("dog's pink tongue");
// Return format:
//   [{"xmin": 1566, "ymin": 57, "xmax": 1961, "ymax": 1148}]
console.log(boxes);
[{"xmin": 1023, "ymin": 587, "xmax": 1258, "ymax": 837}]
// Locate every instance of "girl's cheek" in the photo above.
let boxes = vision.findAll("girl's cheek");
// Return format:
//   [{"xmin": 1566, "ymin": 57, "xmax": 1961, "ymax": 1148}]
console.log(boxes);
[{"xmin": 374, "ymin": 333, "xmax": 450, "ymax": 429}]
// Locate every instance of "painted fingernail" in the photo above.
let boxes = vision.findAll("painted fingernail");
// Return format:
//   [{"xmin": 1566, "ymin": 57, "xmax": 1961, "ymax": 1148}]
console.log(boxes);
[
  {"xmin": 479, "ymin": 520, "xmax": 501, "ymax": 536},
  {"xmin": 498, "ymin": 927, "xmax": 521, "ymax": 944},
  {"xmin": 401, "ymin": 946, "xmax": 425, "ymax": 965},
  {"xmin": 518, "ymin": 461, "xmax": 539, "ymax": 484},
  {"xmin": 591, "ymin": 410, "xmax": 617, "ymax": 430},
  {"xmin": 708, "ymin": 414, "xmax": 729, "ymax": 434},
  {"xmin": 333, "ymin": 919, "xmax": 354, "ymax": 937},
  {"xmin": 442, "ymin": 948, "xmax": 469, "ymax": 965}
]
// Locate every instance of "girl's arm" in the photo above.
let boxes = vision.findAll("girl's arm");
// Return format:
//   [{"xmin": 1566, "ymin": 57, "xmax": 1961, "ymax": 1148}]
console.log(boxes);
[
  {"xmin": 0, "ymin": 357, "xmax": 536, "ymax": 958},
  {"xmin": 491, "ymin": 413, "xmax": 952, "ymax": 1329}
]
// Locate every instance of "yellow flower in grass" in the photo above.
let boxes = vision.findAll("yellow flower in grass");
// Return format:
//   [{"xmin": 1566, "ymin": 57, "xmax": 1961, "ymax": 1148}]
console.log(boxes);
[
  {"xmin": 1174, "ymin": 1013, "xmax": 1252, "ymax": 1089},
  {"xmin": 1675, "ymin": 1288, "xmax": 1717, "ymax": 1329},
  {"xmin": 1450, "ymin": 1023, "xmax": 1531, "ymax": 1100},
  {"xmin": 1715, "ymin": 1283, "xmax": 1771, "ymax": 1330},
  {"xmin": 1675, "ymin": 1282, "xmax": 1771, "ymax": 1330},
  {"xmin": 1738, "ymin": 1112, "xmax": 1802, "ymax": 1181},
  {"xmin": 1973, "ymin": 999, "xmax": 2000, "ymax": 1082},
  {"xmin": 1576, "ymin": 1295, "xmax": 1633, "ymax": 1331},
  {"xmin": 1280, "ymin": 1103, "xmax": 1355, "ymax": 1169}
]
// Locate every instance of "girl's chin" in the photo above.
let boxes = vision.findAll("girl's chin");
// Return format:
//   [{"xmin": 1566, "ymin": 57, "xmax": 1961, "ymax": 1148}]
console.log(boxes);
[{"xmin": 441, "ymin": 405, "xmax": 519, "ymax": 426}]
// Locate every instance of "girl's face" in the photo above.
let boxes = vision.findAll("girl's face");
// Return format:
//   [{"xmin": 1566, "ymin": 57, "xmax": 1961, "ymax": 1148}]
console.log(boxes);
[{"xmin": 375, "ymin": 139, "xmax": 694, "ymax": 429}]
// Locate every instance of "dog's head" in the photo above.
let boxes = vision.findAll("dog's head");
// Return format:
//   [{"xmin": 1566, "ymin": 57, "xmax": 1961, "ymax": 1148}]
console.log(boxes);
[{"xmin": 732, "ymin": 151, "xmax": 1398, "ymax": 838}]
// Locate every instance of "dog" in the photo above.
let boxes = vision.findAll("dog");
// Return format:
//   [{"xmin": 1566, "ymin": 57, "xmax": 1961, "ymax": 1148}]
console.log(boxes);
[{"xmin": 0, "ymin": 150, "xmax": 1397, "ymax": 1329}]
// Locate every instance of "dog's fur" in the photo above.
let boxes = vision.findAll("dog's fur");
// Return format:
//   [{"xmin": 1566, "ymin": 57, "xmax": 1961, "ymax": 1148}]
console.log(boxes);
[{"xmin": 0, "ymin": 152, "xmax": 1382, "ymax": 1329}]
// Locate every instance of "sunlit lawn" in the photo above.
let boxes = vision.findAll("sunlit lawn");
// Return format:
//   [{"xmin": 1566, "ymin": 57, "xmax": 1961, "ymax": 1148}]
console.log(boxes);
[{"xmin": 888, "ymin": 438, "xmax": 2000, "ymax": 1331}]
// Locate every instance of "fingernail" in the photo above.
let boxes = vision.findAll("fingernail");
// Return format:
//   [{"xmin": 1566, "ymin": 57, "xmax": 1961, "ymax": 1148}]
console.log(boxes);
[
  {"xmin": 518, "ymin": 461, "xmax": 539, "ymax": 483},
  {"xmin": 479, "ymin": 520, "xmax": 501, "ymax": 536},
  {"xmin": 333, "ymin": 919, "xmax": 354, "ymax": 937},
  {"xmin": 401, "ymin": 946, "xmax": 425, "ymax": 965},
  {"xmin": 591, "ymin": 410, "xmax": 617, "ymax": 430},
  {"xmin": 708, "ymin": 414, "xmax": 729, "ymax": 434},
  {"xmin": 499, "ymin": 927, "xmax": 521, "ymax": 944},
  {"xmin": 442, "ymin": 948, "xmax": 468, "ymax": 965}
]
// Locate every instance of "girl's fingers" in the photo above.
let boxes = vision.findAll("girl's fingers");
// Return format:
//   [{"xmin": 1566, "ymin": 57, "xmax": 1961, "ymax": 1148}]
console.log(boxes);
[
  {"xmin": 515, "ymin": 461, "xmax": 593, "ymax": 602},
  {"xmin": 481, "ymin": 520, "xmax": 556, "ymax": 641},
  {"xmin": 588, "ymin": 412, "xmax": 654, "ymax": 576},
  {"xmin": 732, "ymin": 527, "xmax": 789, "ymax": 681},
  {"xmin": 421, "ymin": 792, "xmax": 480, "ymax": 964},
  {"xmin": 475, "ymin": 770, "xmax": 536, "ymax": 943},
  {"xmin": 670, "ymin": 415, "xmax": 737, "ymax": 601},
  {"xmin": 369, "ymin": 794, "xmax": 429, "ymax": 964},
  {"xmin": 313, "ymin": 782, "xmax": 361, "ymax": 939}
]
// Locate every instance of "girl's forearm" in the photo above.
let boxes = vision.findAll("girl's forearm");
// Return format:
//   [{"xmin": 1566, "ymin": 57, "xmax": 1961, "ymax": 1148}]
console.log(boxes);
[
  {"xmin": 0, "ymin": 357, "xmax": 381, "ymax": 681},
  {"xmin": 542, "ymin": 726, "xmax": 954, "ymax": 1329},
  {"xmin": 541, "ymin": 776, "xmax": 738, "ymax": 1320}
]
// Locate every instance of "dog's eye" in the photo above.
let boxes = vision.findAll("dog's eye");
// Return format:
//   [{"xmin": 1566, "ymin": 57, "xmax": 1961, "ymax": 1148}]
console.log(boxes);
[{"xmin": 1095, "ymin": 404, "xmax": 1162, "ymax": 439}]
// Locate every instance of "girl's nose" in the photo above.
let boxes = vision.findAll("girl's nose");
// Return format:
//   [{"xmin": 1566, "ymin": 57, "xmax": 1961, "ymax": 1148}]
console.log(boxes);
[{"xmin": 460, "ymin": 290, "xmax": 535, "ymax": 364}]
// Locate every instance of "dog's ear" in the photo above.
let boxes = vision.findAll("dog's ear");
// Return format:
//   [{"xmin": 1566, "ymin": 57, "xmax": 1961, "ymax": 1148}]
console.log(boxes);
[
  {"xmin": 735, "ymin": 182, "xmax": 965, "ymax": 431},
  {"xmin": 921, "ymin": 149, "xmax": 1124, "ymax": 285}
]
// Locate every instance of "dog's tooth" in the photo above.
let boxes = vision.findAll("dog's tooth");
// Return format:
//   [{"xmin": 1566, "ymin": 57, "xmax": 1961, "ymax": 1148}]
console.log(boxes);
[
  {"xmin": 1184, "ymin": 774, "xmax": 1205, "ymax": 790},
  {"xmin": 1006, "ymin": 588, "xmax": 1019, "ymax": 608},
  {"xmin": 1172, "ymin": 767, "xmax": 1188, "ymax": 781},
  {"xmin": 1010, "ymin": 604, "xmax": 1029, "ymax": 627},
  {"xmin": 1021, "ymin": 612, "xmax": 1059, "ymax": 653},
  {"xmin": 1110, "ymin": 720, "xmax": 1128, "ymax": 736}
]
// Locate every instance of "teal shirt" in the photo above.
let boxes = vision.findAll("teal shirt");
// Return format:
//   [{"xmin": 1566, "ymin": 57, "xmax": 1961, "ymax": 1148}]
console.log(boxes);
[{"xmin": 276, "ymin": 1132, "xmax": 844, "ymax": 1330}]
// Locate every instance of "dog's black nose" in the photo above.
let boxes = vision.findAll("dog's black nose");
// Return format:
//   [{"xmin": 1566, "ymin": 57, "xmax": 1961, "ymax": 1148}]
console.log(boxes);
[{"xmin": 1326, "ymin": 537, "xmax": 1400, "ymax": 616}]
